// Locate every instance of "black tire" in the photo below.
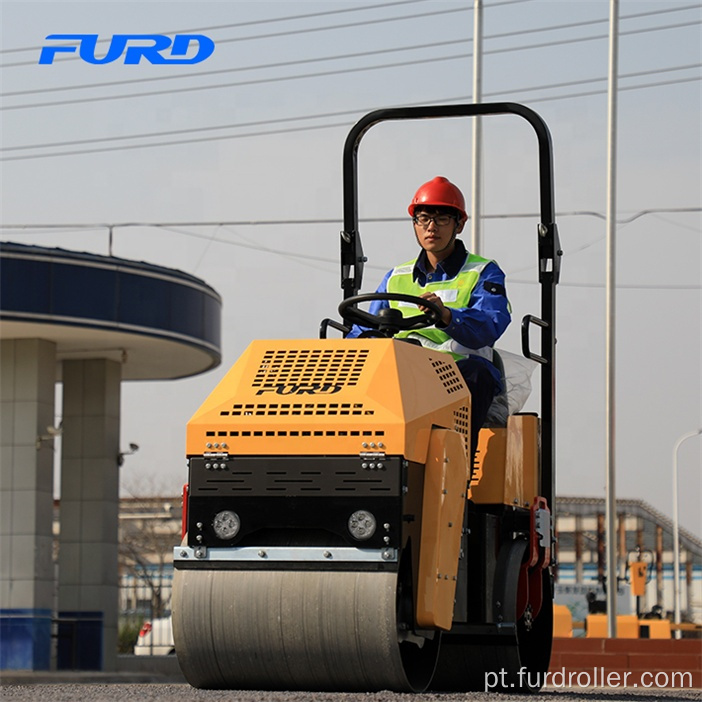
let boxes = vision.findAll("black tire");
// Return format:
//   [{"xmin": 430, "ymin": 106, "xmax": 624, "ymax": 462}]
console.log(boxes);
[{"xmin": 431, "ymin": 539, "xmax": 553, "ymax": 693}]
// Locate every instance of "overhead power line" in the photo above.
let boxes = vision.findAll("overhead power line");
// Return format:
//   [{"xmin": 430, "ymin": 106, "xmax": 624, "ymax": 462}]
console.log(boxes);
[
  {"xmin": 5, "ymin": 5, "xmax": 696, "ymax": 98},
  {"xmin": 1, "ymin": 0, "xmax": 693, "ymax": 74},
  {"xmin": 4, "ymin": 4, "xmax": 698, "ymax": 99},
  {"xmin": 508, "ymin": 280, "xmax": 701, "ymax": 290},
  {"xmin": 2, "ymin": 17, "xmax": 698, "ymax": 112},
  {"xmin": 2, "ymin": 71, "xmax": 699, "ymax": 162},
  {"xmin": 0, "ymin": 0, "xmax": 428, "ymax": 54},
  {"xmin": 0, "ymin": 0, "xmax": 535, "ymax": 62},
  {"xmin": 0, "ymin": 3, "xmax": 472, "ymax": 69},
  {"xmin": 4, "ymin": 62, "xmax": 698, "ymax": 155},
  {"xmin": 3, "ymin": 208, "xmax": 699, "ymax": 289},
  {"xmin": 159, "ymin": 226, "xmax": 702, "ymax": 289},
  {"xmin": 5, "ymin": 37, "xmax": 470, "ymax": 98},
  {"xmin": 3, "ymin": 207, "xmax": 699, "ymax": 230}
]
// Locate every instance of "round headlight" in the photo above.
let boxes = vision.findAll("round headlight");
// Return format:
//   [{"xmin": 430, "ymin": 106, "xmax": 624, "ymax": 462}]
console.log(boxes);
[
  {"xmin": 348, "ymin": 510, "xmax": 376, "ymax": 541},
  {"xmin": 213, "ymin": 510, "xmax": 240, "ymax": 540}
]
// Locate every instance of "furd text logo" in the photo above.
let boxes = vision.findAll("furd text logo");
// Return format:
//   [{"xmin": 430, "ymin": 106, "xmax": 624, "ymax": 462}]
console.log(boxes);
[
  {"xmin": 255, "ymin": 383, "xmax": 343, "ymax": 396},
  {"xmin": 39, "ymin": 34, "xmax": 215, "ymax": 65}
]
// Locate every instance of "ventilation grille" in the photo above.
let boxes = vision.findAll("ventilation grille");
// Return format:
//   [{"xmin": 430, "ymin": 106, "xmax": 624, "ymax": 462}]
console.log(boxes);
[
  {"xmin": 252, "ymin": 348, "xmax": 370, "ymax": 389},
  {"xmin": 454, "ymin": 405, "xmax": 470, "ymax": 455},
  {"xmin": 190, "ymin": 456, "xmax": 399, "ymax": 497},
  {"xmin": 205, "ymin": 428, "xmax": 385, "ymax": 439},
  {"xmin": 220, "ymin": 402, "xmax": 373, "ymax": 417},
  {"xmin": 432, "ymin": 358, "xmax": 464, "ymax": 394}
]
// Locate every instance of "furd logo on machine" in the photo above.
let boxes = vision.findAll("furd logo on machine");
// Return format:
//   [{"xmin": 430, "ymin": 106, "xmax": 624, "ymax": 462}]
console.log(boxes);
[
  {"xmin": 39, "ymin": 34, "xmax": 215, "ymax": 65},
  {"xmin": 255, "ymin": 383, "xmax": 343, "ymax": 396}
]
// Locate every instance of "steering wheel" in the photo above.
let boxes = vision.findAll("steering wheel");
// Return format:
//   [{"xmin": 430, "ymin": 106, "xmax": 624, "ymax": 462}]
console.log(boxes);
[{"xmin": 338, "ymin": 293, "xmax": 444, "ymax": 336}]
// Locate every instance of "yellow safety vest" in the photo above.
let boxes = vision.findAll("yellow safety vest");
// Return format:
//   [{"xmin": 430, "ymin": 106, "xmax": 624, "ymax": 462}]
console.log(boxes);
[{"xmin": 386, "ymin": 253, "xmax": 495, "ymax": 362}]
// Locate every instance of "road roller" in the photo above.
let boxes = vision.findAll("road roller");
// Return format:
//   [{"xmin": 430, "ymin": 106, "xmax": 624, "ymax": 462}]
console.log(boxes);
[{"xmin": 172, "ymin": 104, "xmax": 562, "ymax": 693}]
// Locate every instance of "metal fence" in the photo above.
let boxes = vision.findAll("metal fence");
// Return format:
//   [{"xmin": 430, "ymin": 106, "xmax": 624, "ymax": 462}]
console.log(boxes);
[{"xmin": 119, "ymin": 566, "xmax": 174, "ymax": 655}]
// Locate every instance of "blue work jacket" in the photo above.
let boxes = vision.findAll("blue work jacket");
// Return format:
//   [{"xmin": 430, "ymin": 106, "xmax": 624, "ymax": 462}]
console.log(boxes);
[{"xmin": 346, "ymin": 239, "xmax": 511, "ymax": 387}]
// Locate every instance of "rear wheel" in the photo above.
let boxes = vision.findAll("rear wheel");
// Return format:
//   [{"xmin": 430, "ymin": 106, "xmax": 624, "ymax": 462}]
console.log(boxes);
[
  {"xmin": 514, "ymin": 569, "xmax": 554, "ymax": 692},
  {"xmin": 395, "ymin": 551, "xmax": 441, "ymax": 691},
  {"xmin": 431, "ymin": 539, "xmax": 553, "ymax": 693}
]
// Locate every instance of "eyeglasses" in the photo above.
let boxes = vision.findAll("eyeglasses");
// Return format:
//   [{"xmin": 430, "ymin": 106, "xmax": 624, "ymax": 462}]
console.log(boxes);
[{"xmin": 413, "ymin": 213, "xmax": 455, "ymax": 227}]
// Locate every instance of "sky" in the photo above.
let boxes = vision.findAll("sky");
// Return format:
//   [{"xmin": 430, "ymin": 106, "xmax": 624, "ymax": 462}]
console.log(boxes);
[{"xmin": 1, "ymin": 0, "xmax": 700, "ymax": 536}]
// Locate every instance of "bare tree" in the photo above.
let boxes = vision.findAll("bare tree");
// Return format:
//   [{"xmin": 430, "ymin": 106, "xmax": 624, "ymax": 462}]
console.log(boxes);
[{"xmin": 118, "ymin": 478, "xmax": 182, "ymax": 619}]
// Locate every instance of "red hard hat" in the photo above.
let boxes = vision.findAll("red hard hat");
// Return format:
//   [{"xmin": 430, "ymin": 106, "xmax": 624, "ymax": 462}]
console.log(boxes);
[{"xmin": 408, "ymin": 176, "xmax": 467, "ymax": 223}]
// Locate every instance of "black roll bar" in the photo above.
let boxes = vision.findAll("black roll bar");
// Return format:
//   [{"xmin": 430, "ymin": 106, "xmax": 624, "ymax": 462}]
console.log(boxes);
[{"xmin": 339, "ymin": 102, "xmax": 561, "ymax": 510}]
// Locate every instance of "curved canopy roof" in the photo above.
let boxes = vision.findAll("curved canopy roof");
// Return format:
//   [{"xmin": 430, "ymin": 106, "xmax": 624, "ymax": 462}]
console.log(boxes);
[{"xmin": 0, "ymin": 242, "xmax": 222, "ymax": 380}]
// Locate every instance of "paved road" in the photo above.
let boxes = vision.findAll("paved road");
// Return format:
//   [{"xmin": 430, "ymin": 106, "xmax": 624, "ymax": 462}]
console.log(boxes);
[{"xmin": 0, "ymin": 684, "xmax": 699, "ymax": 702}]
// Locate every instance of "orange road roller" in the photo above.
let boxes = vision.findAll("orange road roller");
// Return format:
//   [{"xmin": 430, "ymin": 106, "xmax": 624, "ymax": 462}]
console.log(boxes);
[{"xmin": 172, "ymin": 104, "xmax": 562, "ymax": 693}]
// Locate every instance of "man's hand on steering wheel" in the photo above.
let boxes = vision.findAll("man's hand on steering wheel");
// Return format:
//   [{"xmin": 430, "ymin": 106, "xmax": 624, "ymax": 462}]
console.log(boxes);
[
  {"xmin": 338, "ymin": 292, "xmax": 447, "ymax": 336},
  {"xmin": 417, "ymin": 292, "xmax": 451, "ymax": 326}
]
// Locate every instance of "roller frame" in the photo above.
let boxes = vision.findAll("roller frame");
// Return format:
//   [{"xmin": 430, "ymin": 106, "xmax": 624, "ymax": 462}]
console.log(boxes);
[{"xmin": 173, "ymin": 101, "xmax": 559, "ymax": 693}]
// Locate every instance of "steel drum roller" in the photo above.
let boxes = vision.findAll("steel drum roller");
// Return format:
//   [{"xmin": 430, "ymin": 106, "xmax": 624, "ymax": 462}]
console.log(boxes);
[{"xmin": 172, "ymin": 568, "xmax": 426, "ymax": 691}]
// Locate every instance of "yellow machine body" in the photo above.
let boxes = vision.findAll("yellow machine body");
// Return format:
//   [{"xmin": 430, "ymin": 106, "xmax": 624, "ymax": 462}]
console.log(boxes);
[
  {"xmin": 187, "ymin": 338, "xmax": 471, "ymax": 464},
  {"xmin": 177, "ymin": 337, "xmax": 550, "ymax": 691},
  {"xmin": 416, "ymin": 428, "xmax": 470, "ymax": 630},
  {"xmin": 470, "ymin": 414, "xmax": 540, "ymax": 506}
]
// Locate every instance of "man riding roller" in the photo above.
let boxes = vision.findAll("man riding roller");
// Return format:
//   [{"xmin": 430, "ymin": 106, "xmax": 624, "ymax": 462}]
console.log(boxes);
[{"xmin": 347, "ymin": 176, "xmax": 511, "ymax": 463}]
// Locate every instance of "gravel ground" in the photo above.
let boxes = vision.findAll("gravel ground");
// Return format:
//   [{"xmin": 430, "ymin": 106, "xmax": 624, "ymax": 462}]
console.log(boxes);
[{"xmin": 0, "ymin": 685, "xmax": 700, "ymax": 702}]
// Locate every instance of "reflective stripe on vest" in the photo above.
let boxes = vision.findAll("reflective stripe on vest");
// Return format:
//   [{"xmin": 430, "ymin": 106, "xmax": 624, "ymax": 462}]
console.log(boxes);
[{"xmin": 387, "ymin": 253, "xmax": 494, "ymax": 362}]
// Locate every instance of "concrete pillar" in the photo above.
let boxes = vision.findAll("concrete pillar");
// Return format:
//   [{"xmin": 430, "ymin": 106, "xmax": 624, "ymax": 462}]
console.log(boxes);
[
  {"xmin": 0, "ymin": 339, "xmax": 56, "ymax": 670},
  {"xmin": 58, "ymin": 359, "xmax": 121, "ymax": 671}
]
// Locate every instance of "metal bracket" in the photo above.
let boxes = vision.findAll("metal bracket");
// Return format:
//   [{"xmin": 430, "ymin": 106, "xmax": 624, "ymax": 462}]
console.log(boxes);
[{"xmin": 174, "ymin": 545, "xmax": 398, "ymax": 563}]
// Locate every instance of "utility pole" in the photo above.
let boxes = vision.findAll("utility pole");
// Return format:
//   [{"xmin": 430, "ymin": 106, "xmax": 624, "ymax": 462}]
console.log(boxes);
[
  {"xmin": 672, "ymin": 429, "xmax": 702, "ymax": 638},
  {"xmin": 605, "ymin": 0, "xmax": 620, "ymax": 639},
  {"xmin": 471, "ymin": 0, "xmax": 483, "ymax": 255}
]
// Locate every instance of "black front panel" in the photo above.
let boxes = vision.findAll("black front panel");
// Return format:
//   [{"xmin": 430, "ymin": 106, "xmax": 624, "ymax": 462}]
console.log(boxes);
[
  {"xmin": 187, "ymin": 455, "xmax": 404, "ymax": 550},
  {"xmin": 190, "ymin": 455, "xmax": 400, "ymax": 497}
]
